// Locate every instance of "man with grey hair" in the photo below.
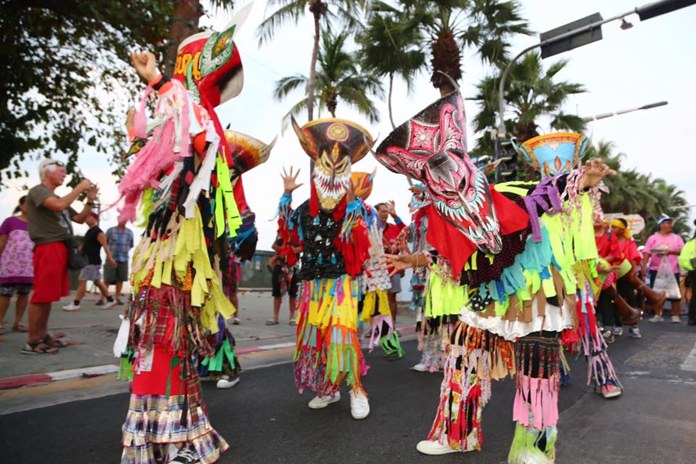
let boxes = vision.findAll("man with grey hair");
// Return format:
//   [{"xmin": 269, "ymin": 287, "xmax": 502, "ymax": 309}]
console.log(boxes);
[{"xmin": 22, "ymin": 159, "xmax": 98, "ymax": 354}]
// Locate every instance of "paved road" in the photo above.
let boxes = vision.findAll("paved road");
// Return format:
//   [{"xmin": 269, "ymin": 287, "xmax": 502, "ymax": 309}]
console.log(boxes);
[{"xmin": 1, "ymin": 321, "xmax": 695, "ymax": 464}]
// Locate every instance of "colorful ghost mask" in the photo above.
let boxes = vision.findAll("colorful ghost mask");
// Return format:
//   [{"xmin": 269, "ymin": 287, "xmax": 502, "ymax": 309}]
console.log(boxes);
[
  {"xmin": 292, "ymin": 117, "xmax": 373, "ymax": 211},
  {"xmin": 512, "ymin": 132, "xmax": 590, "ymax": 178},
  {"xmin": 172, "ymin": 4, "xmax": 251, "ymax": 107},
  {"xmin": 374, "ymin": 91, "xmax": 502, "ymax": 255},
  {"xmin": 350, "ymin": 170, "xmax": 376, "ymax": 201}
]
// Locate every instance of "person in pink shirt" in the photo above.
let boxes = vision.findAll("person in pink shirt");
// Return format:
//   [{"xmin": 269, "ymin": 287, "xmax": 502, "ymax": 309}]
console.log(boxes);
[{"xmin": 643, "ymin": 215, "xmax": 685, "ymax": 323}]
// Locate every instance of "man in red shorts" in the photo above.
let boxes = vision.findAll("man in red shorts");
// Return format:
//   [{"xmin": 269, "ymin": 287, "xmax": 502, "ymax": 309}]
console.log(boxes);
[{"xmin": 22, "ymin": 158, "xmax": 98, "ymax": 354}]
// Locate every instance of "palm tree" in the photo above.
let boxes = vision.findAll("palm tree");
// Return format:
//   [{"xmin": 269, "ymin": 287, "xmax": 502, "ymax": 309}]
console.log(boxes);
[
  {"xmin": 362, "ymin": 0, "xmax": 529, "ymax": 97},
  {"xmin": 587, "ymin": 141, "xmax": 692, "ymax": 240},
  {"xmin": 257, "ymin": 0, "xmax": 367, "ymax": 121},
  {"xmin": 356, "ymin": 7, "xmax": 425, "ymax": 128},
  {"xmin": 273, "ymin": 30, "xmax": 385, "ymax": 126}
]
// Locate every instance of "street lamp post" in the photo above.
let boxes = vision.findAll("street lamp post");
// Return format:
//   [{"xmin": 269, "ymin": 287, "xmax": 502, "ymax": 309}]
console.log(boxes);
[{"xmin": 496, "ymin": 0, "xmax": 696, "ymax": 139}]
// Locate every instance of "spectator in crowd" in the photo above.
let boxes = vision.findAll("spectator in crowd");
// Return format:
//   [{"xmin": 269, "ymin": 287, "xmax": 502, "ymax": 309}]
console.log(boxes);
[
  {"xmin": 63, "ymin": 213, "xmax": 117, "ymax": 311},
  {"xmin": 643, "ymin": 215, "xmax": 685, "ymax": 323},
  {"xmin": 103, "ymin": 218, "xmax": 134, "ymax": 305},
  {"xmin": 0, "ymin": 196, "xmax": 33, "ymax": 333},
  {"xmin": 23, "ymin": 159, "xmax": 97, "ymax": 354},
  {"xmin": 606, "ymin": 218, "xmax": 643, "ymax": 338},
  {"xmin": 268, "ymin": 235, "xmax": 300, "ymax": 325},
  {"xmin": 678, "ymin": 220, "xmax": 696, "ymax": 326},
  {"xmin": 376, "ymin": 201, "xmax": 406, "ymax": 324}
]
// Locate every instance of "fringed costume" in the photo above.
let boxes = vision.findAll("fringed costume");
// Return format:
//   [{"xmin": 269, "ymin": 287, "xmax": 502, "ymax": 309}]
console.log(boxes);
[
  {"xmin": 279, "ymin": 118, "xmax": 373, "ymax": 418},
  {"xmin": 351, "ymin": 171, "xmax": 404, "ymax": 358},
  {"xmin": 373, "ymin": 92, "xmax": 619, "ymax": 463},
  {"xmin": 116, "ymin": 8, "xmax": 256, "ymax": 463}
]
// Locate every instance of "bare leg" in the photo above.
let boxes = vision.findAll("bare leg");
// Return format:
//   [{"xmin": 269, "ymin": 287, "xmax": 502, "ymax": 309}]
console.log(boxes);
[
  {"xmin": 74, "ymin": 280, "xmax": 88, "ymax": 303},
  {"xmin": 388, "ymin": 292, "xmax": 398, "ymax": 324},
  {"xmin": 14, "ymin": 293, "xmax": 28, "ymax": 328},
  {"xmin": 28, "ymin": 302, "xmax": 51, "ymax": 342},
  {"xmin": 0, "ymin": 295, "xmax": 10, "ymax": 328},
  {"xmin": 272, "ymin": 297, "xmax": 281, "ymax": 322},
  {"xmin": 94, "ymin": 280, "xmax": 111, "ymax": 300},
  {"xmin": 230, "ymin": 292, "xmax": 239, "ymax": 317},
  {"xmin": 115, "ymin": 281, "xmax": 124, "ymax": 302},
  {"xmin": 289, "ymin": 296, "xmax": 297, "ymax": 321}
]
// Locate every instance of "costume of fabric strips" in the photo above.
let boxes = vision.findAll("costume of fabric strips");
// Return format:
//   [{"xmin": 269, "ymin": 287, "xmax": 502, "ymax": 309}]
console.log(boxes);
[
  {"xmin": 278, "ymin": 118, "xmax": 373, "ymax": 400},
  {"xmin": 373, "ymin": 91, "xmax": 620, "ymax": 464},
  {"xmin": 115, "ymin": 7, "xmax": 256, "ymax": 464}
]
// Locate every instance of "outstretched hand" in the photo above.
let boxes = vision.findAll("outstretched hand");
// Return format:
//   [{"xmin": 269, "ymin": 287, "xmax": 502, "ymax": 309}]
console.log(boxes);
[
  {"xmin": 281, "ymin": 166, "xmax": 304, "ymax": 195},
  {"xmin": 579, "ymin": 158, "xmax": 616, "ymax": 190},
  {"xmin": 384, "ymin": 253, "xmax": 414, "ymax": 276},
  {"xmin": 130, "ymin": 51, "xmax": 161, "ymax": 83}
]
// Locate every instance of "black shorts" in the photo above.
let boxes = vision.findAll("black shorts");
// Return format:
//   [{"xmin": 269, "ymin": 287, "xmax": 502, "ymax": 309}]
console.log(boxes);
[{"xmin": 272, "ymin": 265, "xmax": 298, "ymax": 298}]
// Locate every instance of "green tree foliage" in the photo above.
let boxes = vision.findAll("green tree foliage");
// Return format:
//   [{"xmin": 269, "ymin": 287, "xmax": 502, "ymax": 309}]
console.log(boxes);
[
  {"xmin": 0, "ymin": 0, "xmax": 237, "ymax": 186},
  {"xmin": 257, "ymin": 0, "xmax": 367, "ymax": 122},
  {"xmin": 273, "ymin": 30, "xmax": 384, "ymax": 127},
  {"xmin": 361, "ymin": 0, "xmax": 529, "ymax": 97},
  {"xmin": 588, "ymin": 141, "xmax": 692, "ymax": 240}
]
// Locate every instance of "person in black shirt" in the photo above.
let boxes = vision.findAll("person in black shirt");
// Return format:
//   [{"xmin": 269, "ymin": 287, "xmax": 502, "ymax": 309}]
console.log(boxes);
[{"xmin": 62, "ymin": 214, "xmax": 117, "ymax": 311}]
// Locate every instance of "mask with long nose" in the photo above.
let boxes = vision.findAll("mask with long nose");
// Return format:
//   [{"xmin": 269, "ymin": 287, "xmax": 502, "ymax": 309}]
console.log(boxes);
[
  {"xmin": 374, "ymin": 92, "xmax": 502, "ymax": 255},
  {"xmin": 292, "ymin": 117, "xmax": 373, "ymax": 212}
]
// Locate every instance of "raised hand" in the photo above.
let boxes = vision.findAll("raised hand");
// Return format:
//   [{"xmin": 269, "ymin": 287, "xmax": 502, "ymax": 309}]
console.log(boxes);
[
  {"xmin": 130, "ymin": 51, "xmax": 161, "ymax": 83},
  {"xmin": 387, "ymin": 200, "xmax": 396, "ymax": 216},
  {"xmin": 281, "ymin": 166, "xmax": 304, "ymax": 195},
  {"xmin": 579, "ymin": 158, "xmax": 616, "ymax": 190}
]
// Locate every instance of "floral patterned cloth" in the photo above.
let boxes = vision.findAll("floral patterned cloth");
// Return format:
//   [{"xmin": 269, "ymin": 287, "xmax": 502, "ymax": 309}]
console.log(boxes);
[{"xmin": 0, "ymin": 216, "xmax": 34, "ymax": 285}]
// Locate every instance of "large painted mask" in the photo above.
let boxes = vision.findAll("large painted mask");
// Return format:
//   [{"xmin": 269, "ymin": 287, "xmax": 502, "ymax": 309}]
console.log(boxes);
[
  {"xmin": 172, "ymin": 4, "xmax": 251, "ymax": 107},
  {"xmin": 225, "ymin": 129, "xmax": 275, "ymax": 181},
  {"xmin": 292, "ymin": 117, "xmax": 373, "ymax": 211},
  {"xmin": 350, "ymin": 170, "xmax": 376, "ymax": 201},
  {"xmin": 512, "ymin": 132, "xmax": 590, "ymax": 178},
  {"xmin": 374, "ymin": 91, "xmax": 502, "ymax": 255}
]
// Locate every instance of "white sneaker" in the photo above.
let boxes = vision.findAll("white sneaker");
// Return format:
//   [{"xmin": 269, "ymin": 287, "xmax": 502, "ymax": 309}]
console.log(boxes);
[
  {"xmin": 628, "ymin": 327, "xmax": 642, "ymax": 339},
  {"xmin": 416, "ymin": 440, "xmax": 458, "ymax": 455},
  {"xmin": 62, "ymin": 303, "xmax": 80, "ymax": 312},
  {"xmin": 168, "ymin": 446, "xmax": 198, "ymax": 463},
  {"xmin": 648, "ymin": 315, "xmax": 664, "ymax": 323},
  {"xmin": 672, "ymin": 315, "xmax": 681, "ymax": 324},
  {"xmin": 216, "ymin": 375, "xmax": 240, "ymax": 389},
  {"xmin": 349, "ymin": 389, "xmax": 370, "ymax": 420},
  {"xmin": 308, "ymin": 392, "xmax": 340, "ymax": 409},
  {"xmin": 103, "ymin": 299, "xmax": 118, "ymax": 310},
  {"xmin": 411, "ymin": 363, "xmax": 427, "ymax": 372}
]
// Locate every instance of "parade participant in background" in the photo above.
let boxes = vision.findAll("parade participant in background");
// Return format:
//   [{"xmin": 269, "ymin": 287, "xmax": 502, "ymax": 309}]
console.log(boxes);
[
  {"xmin": 24, "ymin": 159, "xmax": 97, "ymax": 354},
  {"xmin": 0, "ymin": 196, "xmax": 33, "ymax": 333},
  {"xmin": 352, "ymin": 171, "xmax": 404, "ymax": 358},
  {"xmin": 375, "ymin": 91, "xmax": 617, "ymax": 463},
  {"xmin": 678, "ymin": 221, "xmax": 696, "ymax": 326},
  {"xmin": 376, "ymin": 200, "xmax": 406, "ymax": 324},
  {"xmin": 116, "ymin": 6, "xmax": 252, "ymax": 462},
  {"xmin": 62, "ymin": 213, "xmax": 118, "ymax": 311},
  {"xmin": 278, "ymin": 117, "xmax": 373, "ymax": 420},
  {"xmin": 201, "ymin": 129, "xmax": 274, "ymax": 390},
  {"xmin": 406, "ymin": 184, "xmax": 448, "ymax": 373},
  {"xmin": 268, "ymin": 233, "xmax": 300, "ymax": 325},
  {"xmin": 644, "ymin": 215, "xmax": 685, "ymax": 323},
  {"xmin": 604, "ymin": 217, "xmax": 643, "ymax": 338},
  {"xmin": 104, "ymin": 218, "xmax": 134, "ymax": 305}
]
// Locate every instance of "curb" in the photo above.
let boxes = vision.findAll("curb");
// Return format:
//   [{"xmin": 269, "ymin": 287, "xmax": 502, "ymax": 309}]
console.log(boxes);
[{"xmin": 0, "ymin": 326, "xmax": 417, "ymax": 390}]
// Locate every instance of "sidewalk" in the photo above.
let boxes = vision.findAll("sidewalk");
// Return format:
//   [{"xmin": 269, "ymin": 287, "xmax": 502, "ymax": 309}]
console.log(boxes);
[{"xmin": 0, "ymin": 290, "xmax": 417, "ymax": 390}]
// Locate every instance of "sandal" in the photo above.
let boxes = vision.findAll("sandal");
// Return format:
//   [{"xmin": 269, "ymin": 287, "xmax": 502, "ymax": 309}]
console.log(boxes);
[
  {"xmin": 46, "ymin": 335, "xmax": 69, "ymax": 348},
  {"xmin": 12, "ymin": 323, "xmax": 28, "ymax": 332},
  {"xmin": 21, "ymin": 338, "xmax": 59, "ymax": 355},
  {"xmin": 289, "ymin": 319, "xmax": 297, "ymax": 326},
  {"xmin": 265, "ymin": 320, "xmax": 279, "ymax": 325}
]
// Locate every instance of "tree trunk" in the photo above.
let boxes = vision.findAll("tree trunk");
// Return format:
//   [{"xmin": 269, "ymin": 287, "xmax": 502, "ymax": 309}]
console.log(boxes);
[
  {"xmin": 388, "ymin": 73, "xmax": 395, "ymax": 129},
  {"xmin": 306, "ymin": 3, "xmax": 323, "ymax": 122},
  {"xmin": 163, "ymin": 0, "xmax": 203, "ymax": 76},
  {"xmin": 430, "ymin": 31, "xmax": 461, "ymax": 97}
]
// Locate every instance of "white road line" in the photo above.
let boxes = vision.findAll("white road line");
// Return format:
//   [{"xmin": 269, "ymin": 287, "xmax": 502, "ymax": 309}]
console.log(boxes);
[{"xmin": 681, "ymin": 340, "xmax": 696, "ymax": 372}]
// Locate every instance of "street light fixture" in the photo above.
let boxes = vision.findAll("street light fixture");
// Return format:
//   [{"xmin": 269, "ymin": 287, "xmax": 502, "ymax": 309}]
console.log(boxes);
[
  {"xmin": 582, "ymin": 101, "xmax": 668, "ymax": 122},
  {"xmin": 496, "ymin": 0, "xmax": 696, "ymax": 139}
]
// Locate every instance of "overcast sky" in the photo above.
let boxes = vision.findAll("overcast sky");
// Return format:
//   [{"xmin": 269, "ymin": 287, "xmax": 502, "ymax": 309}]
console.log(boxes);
[{"xmin": 2, "ymin": 0, "xmax": 695, "ymax": 248}]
